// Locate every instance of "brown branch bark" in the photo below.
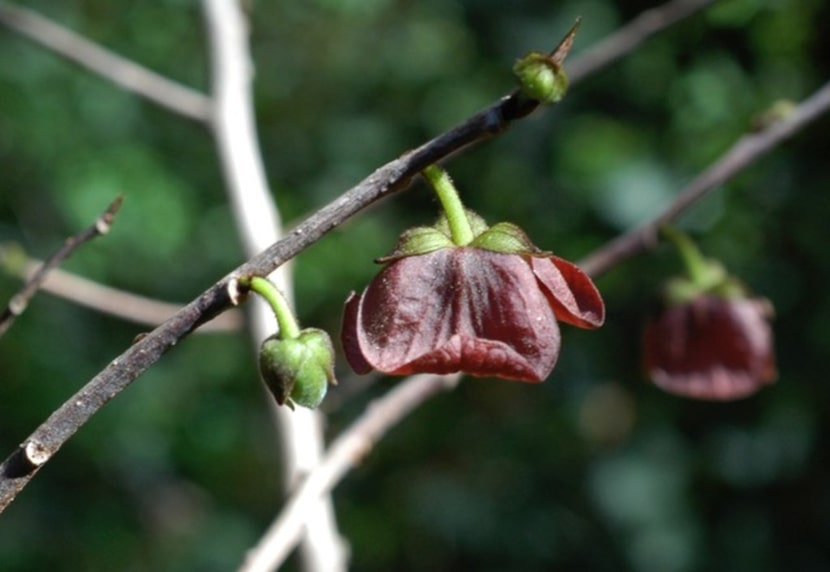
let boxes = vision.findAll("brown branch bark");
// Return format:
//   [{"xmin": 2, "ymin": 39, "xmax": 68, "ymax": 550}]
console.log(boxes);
[
  {"xmin": 0, "ymin": 197, "xmax": 123, "ymax": 337},
  {"xmin": 0, "ymin": 72, "xmax": 548, "ymax": 513}
]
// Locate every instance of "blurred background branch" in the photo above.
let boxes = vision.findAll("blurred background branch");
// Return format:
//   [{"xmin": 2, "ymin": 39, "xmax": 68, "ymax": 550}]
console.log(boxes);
[
  {"xmin": 0, "ymin": 2, "xmax": 212, "ymax": 122},
  {"xmin": 0, "ymin": 196, "xmax": 122, "ymax": 337},
  {"xmin": 568, "ymin": 0, "xmax": 715, "ymax": 83},
  {"xmin": 240, "ymin": 373, "xmax": 461, "ymax": 572},
  {"xmin": 0, "ymin": 246, "xmax": 242, "ymax": 332},
  {"xmin": 580, "ymin": 80, "xmax": 830, "ymax": 276}
]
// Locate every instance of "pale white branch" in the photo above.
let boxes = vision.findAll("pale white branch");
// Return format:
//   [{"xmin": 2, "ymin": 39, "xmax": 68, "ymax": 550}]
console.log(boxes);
[
  {"xmin": 0, "ymin": 2, "xmax": 212, "ymax": 122},
  {"xmin": 3, "ymin": 254, "xmax": 242, "ymax": 332},
  {"xmin": 239, "ymin": 373, "xmax": 462, "ymax": 572},
  {"xmin": 202, "ymin": 1, "xmax": 347, "ymax": 570}
]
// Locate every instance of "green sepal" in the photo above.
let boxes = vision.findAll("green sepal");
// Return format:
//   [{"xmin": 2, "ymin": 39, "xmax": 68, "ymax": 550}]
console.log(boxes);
[
  {"xmin": 664, "ymin": 264, "xmax": 747, "ymax": 306},
  {"xmin": 376, "ymin": 226, "xmax": 454, "ymax": 264},
  {"xmin": 377, "ymin": 209, "xmax": 494, "ymax": 263},
  {"xmin": 712, "ymin": 276, "xmax": 748, "ymax": 299},
  {"xmin": 470, "ymin": 222, "xmax": 548, "ymax": 255},
  {"xmin": 434, "ymin": 209, "xmax": 490, "ymax": 240},
  {"xmin": 513, "ymin": 52, "xmax": 569, "ymax": 104},
  {"xmin": 259, "ymin": 328, "xmax": 337, "ymax": 410},
  {"xmin": 660, "ymin": 225, "xmax": 749, "ymax": 306}
]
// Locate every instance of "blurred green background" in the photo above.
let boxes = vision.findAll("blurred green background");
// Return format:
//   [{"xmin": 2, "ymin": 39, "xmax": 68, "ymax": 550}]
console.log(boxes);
[{"xmin": 1, "ymin": 0, "xmax": 829, "ymax": 570}]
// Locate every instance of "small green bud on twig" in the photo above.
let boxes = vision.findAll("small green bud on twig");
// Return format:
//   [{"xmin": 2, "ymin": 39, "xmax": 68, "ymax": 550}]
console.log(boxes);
[
  {"xmin": 240, "ymin": 275, "xmax": 337, "ymax": 410},
  {"xmin": 513, "ymin": 18, "xmax": 580, "ymax": 104},
  {"xmin": 259, "ymin": 328, "xmax": 337, "ymax": 410}
]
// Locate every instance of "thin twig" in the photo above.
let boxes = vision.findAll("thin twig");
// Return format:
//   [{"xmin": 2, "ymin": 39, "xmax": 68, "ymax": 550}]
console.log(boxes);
[
  {"xmin": 239, "ymin": 373, "xmax": 461, "ymax": 572},
  {"xmin": 0, "ymin": 2, "xmax": 212, "ymax": 123},
  {"xmin": 567, "ymin": 0, "xmax": 715, "ymax": 84},
  {"xmin": 202, "ymin": 0, "xmax": 346, "ymax": 569},
  {"xmin": 0, "ymin": 197, "xmax": 123, "ymax": 337},
  {"xmin": 579, "ymin": 79, "xmax": 830, "ymax": 278},
  {"xmin": 0, "ymin": 250, "xmax": 241, "ymax": 332}
]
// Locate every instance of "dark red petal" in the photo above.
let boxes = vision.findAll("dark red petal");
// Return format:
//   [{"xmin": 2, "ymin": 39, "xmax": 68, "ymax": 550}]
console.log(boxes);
[
  {"xmin": 341, "ymin": 248, "xmax": 561, "ymax": 382},
  {"xmin": 643, "ymin": 296, "xmax": 776, "ymax": 401},
  {"xmin": 531, "ymin": 256, "xmax": 605, "ymax": 329},
  {"xmin": 341, "ymin": 291, "xmax": 374, "ymax": 374},
  {"xmin": 648, "ymin": 367, "xmax": 764, "ymax": 401}
]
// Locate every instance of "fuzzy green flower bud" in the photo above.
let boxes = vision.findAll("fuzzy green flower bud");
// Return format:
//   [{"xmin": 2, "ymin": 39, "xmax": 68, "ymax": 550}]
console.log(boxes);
[
  {"xmin": 512, "ymin": 19, "xmax": 579, "ymax": 105},
  {"xmin": 259, "ymin": 328, "xmax": 337, "ymax": 410},
  {"xmin": 513, "ymin": 52, "xmax": 569, "ymax": 104}
]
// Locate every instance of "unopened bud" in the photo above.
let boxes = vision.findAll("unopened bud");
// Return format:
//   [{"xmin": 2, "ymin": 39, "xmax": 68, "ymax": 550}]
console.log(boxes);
[
  {"xmin": 259, "ymin": 328, "xmax": 337, "ymax": 409},
  {"xmin": 513, "ymin": 52, "xmax": 569, "ymax": 104}
]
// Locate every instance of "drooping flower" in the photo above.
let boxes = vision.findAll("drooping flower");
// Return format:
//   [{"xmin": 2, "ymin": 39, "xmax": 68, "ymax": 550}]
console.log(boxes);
[
  {"xmin": 341, "ymin": 214, "xmax": 604, "ymax": 382},
  {"xmin": 642, "ymin": 226, "xmax": 776, "ymax": 400},
  {"xmin": 643, "ymin": 295, "xmax": 776, "ymax": 400}
]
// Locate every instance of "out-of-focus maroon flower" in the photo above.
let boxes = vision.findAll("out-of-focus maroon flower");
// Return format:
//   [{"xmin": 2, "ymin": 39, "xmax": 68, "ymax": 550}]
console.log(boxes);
[
  {"xmin": 643, "ymin": 296, "xmax": 776, "ymax": 400},
  {"xmin": 342, "ymin": 219, "xmax": 604, "ymax": 382},
  {"xmin": 643, "ymin": 226, "xmax": 776, "ymax": 401}
]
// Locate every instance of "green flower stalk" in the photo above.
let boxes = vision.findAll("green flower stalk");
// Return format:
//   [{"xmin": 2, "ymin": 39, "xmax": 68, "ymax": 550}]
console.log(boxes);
[
  {"xmin": 247, "ymin": 276, "xmax": 301, "ymax": 339},
  {"xmin": 422, "ymin": 165, "xmax": 474, "ymax": 246}
]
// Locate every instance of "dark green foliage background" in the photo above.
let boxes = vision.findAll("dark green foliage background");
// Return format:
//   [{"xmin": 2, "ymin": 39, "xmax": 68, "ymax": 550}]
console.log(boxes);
[{"xmin": 1, "ymin": 1, "xmax": 829, "ymax": 570}]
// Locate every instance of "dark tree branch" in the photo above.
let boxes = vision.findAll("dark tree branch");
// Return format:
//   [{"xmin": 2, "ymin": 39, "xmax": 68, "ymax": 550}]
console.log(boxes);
[
  {"xmin": 0, "ymin": 2, "xmax": 212, "ymax": 123},
  {"xmin": 579, "ymin": 80, "xmax": 830, "ymax": 278},
  {"xmin": 0, "ymin": 13, "xmax": 583, "ymax": 506},
  {"xmin": 0, "ymin": 196, "xmax": 123, "ymax": 338},
  {"xmin": 0, "ymin": 69, "xmax": 547, "ymax": 512}
]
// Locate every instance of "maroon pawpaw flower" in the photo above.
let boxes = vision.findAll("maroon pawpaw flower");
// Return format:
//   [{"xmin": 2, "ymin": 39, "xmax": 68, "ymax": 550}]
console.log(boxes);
[
  {"xmin": 643, "ymin": 295, "xmax": 776, "ymax": 400},
  {"xmin": 341, "ymin": 216, "xmax": 604, "ymax": 382},
  {"xmin": 643, "ymin": 226, "xmax": 776, "ymax": 401}
]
